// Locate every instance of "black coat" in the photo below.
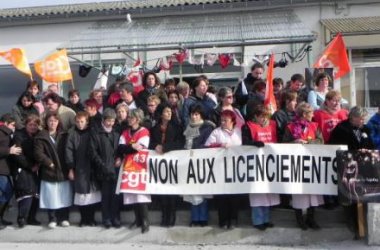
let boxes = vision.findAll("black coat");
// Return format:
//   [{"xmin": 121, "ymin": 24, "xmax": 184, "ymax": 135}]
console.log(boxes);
[
  {"xmin": 149, "ymin": 121, "xmax": 185, "ymax": 152},
  {"xmin": 10, "ymin": 128, "xmax": 39, "ymax": 198},
  {"xmin": 234, "ymin": 73, "xmax": 259, "ymax": 108},
  {"xmin": 328, "ymin": 119, "xmax": 375, "ymax": 150},
  {"xmin": 183, "ymin": 121, "xmax": 215, "ymax": 149},
  {"xmin": 89, "ymin": 125, "xmax": 120, "ymax": 181},
  {"xmin": 0, "ymin": 125, "xmax": 13, "ymax": 176},
  {"xmin": 65, "ymin": 127, "xmax": 97, "ymax": 194},
  {"xmin": 34, "ymin": 130, "xmax": 69, "ymax": 182}
]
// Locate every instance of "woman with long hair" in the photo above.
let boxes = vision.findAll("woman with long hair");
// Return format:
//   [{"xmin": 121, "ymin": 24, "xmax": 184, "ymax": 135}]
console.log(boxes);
[{"xmin": 34, "ymin": 113, "xmax": 73, "ymax": 229}]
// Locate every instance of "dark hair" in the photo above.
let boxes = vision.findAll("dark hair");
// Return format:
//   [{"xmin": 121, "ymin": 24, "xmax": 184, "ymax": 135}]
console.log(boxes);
[
  {"xmin": 0, "ymin": 113, "xmax": 15, "ymax": 124},
  {"xmin": 17, "ymin": 91, "xmax": 36, "ymax": 107},
  {"xmin": 167, "ymin": 90, "xmax": 180, "ymax": 99},
  {"xmin": 25, "ymin": 114, "xmax": 41, "ymax": 127},
  {"xmin": 143, "ymin": 72, "xmax": 160, "ymax": 87},
  {"xmin": 280, "ymin": 91, "xmax": 297, "ymax": 109},
  {"xmin": 250, "ymin": 104, "xmax": 270, "ymax": 120},
  {"xmin": 164, "ymin": 78, "xmax": 176, "ymax": 87},
  {"xmin": 68, "ymin": 89, "xmax": 80, "ymax": 98},
  {"xmin": 273, "ymin": 78, "xmax": 284, "ymax": 86},
  {"xmin": 156, "ymin": 103, "xmax": 172, "ymax": 123},
  {"xmin": 290, "ymin": 73, "xmax": 305, "ymax": 84},
  {"xmin": 315, "ymin": 72, "xmax": 331, "ymax": 87},
  {"xmin": 207, "ymin": 84, "xmax": 217, "ymax": 94},
  {"xmin": 253, "ymin": 79, "xmax": 266, "ymax": 92},
  {"xmin": 119, "ymin": 82, "xmax": 134, "ymax": 94},
  {"xmin": 190, "ymin": 104, "xmax": 206, "ymax": 120},
  {"xmin": 191, "ymin": 76, "xmax": 209, "ymax": 93},
  {"xmin": 25, "ymin": 80, "xmax": 40, "ymax": 92},
  {"xmin": 251, "ymin": 62, "xmax": 264, "ymax": 71},
  {"xmin": 42, "ymin": 93, "xmax": 62, "ymax": 106},
  {"xmin": 44, "ymin": 112, "xmax": 61, "ymax": 131}
]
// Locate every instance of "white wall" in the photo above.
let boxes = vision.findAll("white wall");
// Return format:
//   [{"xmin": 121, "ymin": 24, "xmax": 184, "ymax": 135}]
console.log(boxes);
[{"xmin": 0, "ymin": 22, "xmax": 92, "ymax": 64}]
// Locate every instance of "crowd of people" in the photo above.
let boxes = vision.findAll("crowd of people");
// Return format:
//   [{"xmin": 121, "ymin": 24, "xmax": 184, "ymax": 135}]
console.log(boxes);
[{"xmin": 0, "ymin": 63, "xmax": 379, "ymax": 239}]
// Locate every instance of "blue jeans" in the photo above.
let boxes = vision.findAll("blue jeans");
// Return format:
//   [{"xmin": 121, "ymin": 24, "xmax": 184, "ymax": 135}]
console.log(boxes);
[
  {"xmin": 251, "ymin": 206, "xmax": 270, "ymax": 226},
  {"xmin": 191, "ymin": 200, "xmax": 208, "ymax": 222},
  {"xmin": 0, "ymin": 175, "xmax": 12, "ymax": 204}
]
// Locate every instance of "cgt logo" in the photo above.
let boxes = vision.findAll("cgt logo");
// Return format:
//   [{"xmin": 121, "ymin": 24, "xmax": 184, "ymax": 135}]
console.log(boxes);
[{"xmin": 120, "ymin": 151, "xmax": 149, "ymax": 191}]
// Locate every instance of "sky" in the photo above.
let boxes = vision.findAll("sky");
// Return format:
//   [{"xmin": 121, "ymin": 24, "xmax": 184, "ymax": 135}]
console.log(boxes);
[{"xmin": 0, "ymin": 0, "xmax": 121, "ymax": 9}]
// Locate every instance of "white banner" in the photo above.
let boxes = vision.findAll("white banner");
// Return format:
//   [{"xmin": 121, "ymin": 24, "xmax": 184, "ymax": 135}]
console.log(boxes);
[{"xmin": 116, "ymin": 144, "xmax": 347, "ymax": 195}]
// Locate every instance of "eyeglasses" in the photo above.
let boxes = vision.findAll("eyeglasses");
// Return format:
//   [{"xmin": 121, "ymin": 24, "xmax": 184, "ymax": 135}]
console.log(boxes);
[{"xmin": 225, "ymin": 95, "xmax": 233, "ymax": 99}]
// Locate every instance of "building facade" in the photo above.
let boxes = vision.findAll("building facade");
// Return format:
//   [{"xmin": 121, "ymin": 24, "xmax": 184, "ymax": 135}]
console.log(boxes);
[{"xmin": 0, "ymin": 0, "xmax": 380, "ymax": 114}]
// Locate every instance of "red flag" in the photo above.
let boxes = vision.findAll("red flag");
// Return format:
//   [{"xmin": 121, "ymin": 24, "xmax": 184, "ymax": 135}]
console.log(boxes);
[
  {"xmin": 314, "ymin": 33, "xmax": 351, "ymax": 79},
  {"xmin": 133, "ymin": 55, "xmax": 141, "ymax": 68},
  {"xmin": 218, "ymin": 54, "xmax": 232, "ymax": 69},
  {"xmin": 264, "ymin": 54, "xmax": 277, "ymax": 114}
]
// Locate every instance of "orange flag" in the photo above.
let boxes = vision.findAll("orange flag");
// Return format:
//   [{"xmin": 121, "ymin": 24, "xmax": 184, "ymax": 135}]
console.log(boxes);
[
  {"xmin": 314, "ymin": 33, "xmax": 351, "ymax": 79},
  {"xmin": 0, "ymin": 48, "xmax": 32, "ymax": 79},
  {"xmin": 264, "ymin": 54, "xmax": 277, "ymax": 114},
  {"xmin": 34, "ymin": 49, "xmax": 72, "ymax": 82}
]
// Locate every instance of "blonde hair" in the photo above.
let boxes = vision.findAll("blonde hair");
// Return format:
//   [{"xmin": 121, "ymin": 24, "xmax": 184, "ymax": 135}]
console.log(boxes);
[{"xmin": 296, "ymin": 102, "xmax": 313, "ymax": 117}]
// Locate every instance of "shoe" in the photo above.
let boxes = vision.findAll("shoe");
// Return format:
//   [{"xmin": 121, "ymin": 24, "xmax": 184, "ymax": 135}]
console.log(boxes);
[
  {"xmin": 253, "ymin": 224, "xmax": 267, "ymax": 231},
  {"xmin": 112, "ymin": 219, "xmax": 121, "ymax": 228},
  {"xmin": 128, "ymin": 220, "xmax": 141, "ymax": 229},
  {"xmin": 264, "ymin": 222, "xmax": 274, "ymax": 228},
  {"xmin": 189, "ymin": 221, "xmax": 197, "ymax": 227},
  {"xmin": 141, "ymin": 220, "xmax": 149, "ymax": 234},
  {"xmin": 17, "ymin": 217, "xmax": 26, "ymax": 228},
  {"xmin": 88, "ymin": 220, "xmax": 97, "ymax": 227},
  {"xmin": 199, "ymin": 221, "xmax": 208, "ymax": 227},
  {"xmin": 27, "ymin": 218, "xmax": 41, "ymax": 226},
  {"xmin": 2, "ymin": 219, "xmax": 12, "ymax": 226},
  {"xmin": 60, "ymin": 220, "xmax": 70, "ymax": 227},
  {"xmin": 306, "ymin": 219, "xmax": 320, "ymax": 230},
  {"xmin": 48, "ymin": 221, "xmax": 57, "ymax": 229},
  {"xmin": 103, "ymin": 220, "xmax": 112, "ymax": 229}
]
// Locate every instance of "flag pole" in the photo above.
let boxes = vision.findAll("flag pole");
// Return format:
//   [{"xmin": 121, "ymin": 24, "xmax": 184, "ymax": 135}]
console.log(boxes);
[{"xmin": 70, "ymin": 78, "xmax": 76, "ymax": 89}]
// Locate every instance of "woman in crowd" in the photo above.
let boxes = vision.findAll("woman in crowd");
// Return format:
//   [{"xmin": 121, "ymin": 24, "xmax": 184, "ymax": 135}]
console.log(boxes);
[
  {"xmin": 205, "ymin": 110, "xmax": 242, "ymax": 229},
  {"xmin": 114, "ymin": 103, "xmax": 129, "ymax": 134},
  {"xmin": 118, "ymin": 108, "xmax": 151, "ymax": 233},
  {"xmin": 167, "ymin": 90, "xmax": 183, "ymax": 126},
  {"xmin": 12, "ymin": 92, "xmax": 39, "ymax": 131},
  {"xmin": 282, "ymin": 102, "xmax": 324, "ymax": 230},
  {"xmin": 34, "ymin": 113, "xmax": 72, "ymax": 229},
  {"xmin": 307, "ymin": 72, "xmax": 331, "ymax": 110},
  {"xmin": 66, "ymin": 89, "xmax": 85, "ymax": 113},
  {"xmin": 183, "ymin": 104, "xmax": 215, "ymax": 227},
  {"xmin": 11, "ymin": 114, "xmax": 41, "ymax": 227},
  {"xmin": 313, "ymin": 90, "xmax": 348, "ymax": 143},
  {"xmin": 212, "ymin": 87, "xmax": 245, "ymax": 129},
  {"xmin": 137, "ymin": 72, "xmax": 167, "ymax": 113},
  {"xmin": 328, "ymin": 106, "xmax": 375, "ymax": 239},
  {"xmin": 182, "ymin": 76, "xmax": 217, "ymax": 127},
  {"xmin": 272, "ymin": 91, "xmax": 298, "ymax": 142},
  {"xmin": 313, "ymin": 90, "xmax": 348, "ymax": 208},
  {"xmin": 242, "ymin": 104, "xmax": 280, "ymax": 230},
  {"xmin": 89, "ymin": 89, "xmax": 105, "ymax": 114},
  {"xmin": 143, "ymin": 95, "xmax": 161, "ymax": 129},
  {"xmin": 149, "ymin": 104, "xmax": 185, "ymax": 227},
  {"xmin": 89, "ymin": 108, "xmax": 121, "ymax": 229},
  {"xmin": 65, "ymin": 112, "xmax": 100, "ymax": 227},
  {"xmin": 25, "ymin": 80, "xmax": 44, "ymax": 114}
]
